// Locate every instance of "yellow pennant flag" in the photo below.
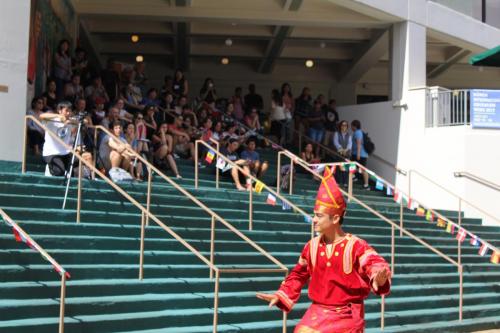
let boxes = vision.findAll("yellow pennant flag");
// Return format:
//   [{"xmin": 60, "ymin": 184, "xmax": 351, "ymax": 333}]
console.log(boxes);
[
  {"xmin": 491, "ymin": 251, "xmax": 500, "ymax": 264},
  {"xmin": 254, "ymin": 181, "xmax": 264, "ymax": 194},
  {"xmin": 446, "ymin": 222, "xmax": 452, "ymax": 233},
  {"xmin": 437, "ymin": 218, "xmax": 446, "ymax": 228}
]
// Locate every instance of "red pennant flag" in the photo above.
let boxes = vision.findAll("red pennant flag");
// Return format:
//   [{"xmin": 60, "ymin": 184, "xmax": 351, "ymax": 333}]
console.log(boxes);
[
  {"xmin": 456, "ymin": 228, "xmax": 467, "ymax": 243},
  {"xmin": 479, "ymin": 243, "xmax": 489, "ymax": 256}
]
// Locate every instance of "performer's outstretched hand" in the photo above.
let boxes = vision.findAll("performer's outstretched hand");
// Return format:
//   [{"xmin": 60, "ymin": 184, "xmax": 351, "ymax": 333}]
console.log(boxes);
[
  {"xmin": 256, "ymin": 292, "xmax": 279, "ymax": 308},
  {"xmin": 372, "ymin": 268, "xmax": 391, "ymax": 292}
]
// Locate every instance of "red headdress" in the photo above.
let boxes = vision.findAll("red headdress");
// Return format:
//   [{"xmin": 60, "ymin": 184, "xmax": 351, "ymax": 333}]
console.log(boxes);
[{"xmin": 314, "ymin": 166, "xmax": 346, "ymax": 216}]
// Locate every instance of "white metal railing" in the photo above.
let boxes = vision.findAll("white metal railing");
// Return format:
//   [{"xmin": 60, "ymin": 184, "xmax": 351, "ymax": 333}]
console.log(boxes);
[{"xmin": 426, "ymin": 87, "xmax": 470, "ymax": 127}]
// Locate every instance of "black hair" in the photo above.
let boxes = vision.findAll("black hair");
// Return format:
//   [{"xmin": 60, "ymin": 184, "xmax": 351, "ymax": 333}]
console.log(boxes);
[
  {"xmin": 351, "ymin": 119, "xmax": 361, "ymax": 130},
  {"xmin": 111, "ymin": 121, "xmax": 122, "ymax": 129},
  {"xmin": 228, "ymin": 138, "xmax": 238, "ymax": 144},
  {"xmin": 281, "ymin": 82, "xmax": 292, "ymax": 97},
  {"xmin": 57, "ymin": 39, "xmax": 70, "ymax": 56},
  {"xmin": 31, "ymin": 96, "xmax": 43, "ymax": 109}
]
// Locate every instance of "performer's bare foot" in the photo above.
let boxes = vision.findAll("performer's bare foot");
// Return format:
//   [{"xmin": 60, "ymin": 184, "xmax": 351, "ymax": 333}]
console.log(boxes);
[{"xmin": 256, "ymin": 292, "xmax": 279, "ymax": 307}]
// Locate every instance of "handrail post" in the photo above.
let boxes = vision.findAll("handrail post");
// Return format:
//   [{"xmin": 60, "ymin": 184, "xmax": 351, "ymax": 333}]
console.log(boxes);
[
  {"xmin": 348, "ymin": 169, "xmax": 353, "ymax": 202},
  {"xmin": 139, "ymin": 211, "xmax": 146, "ymax": 280},
  {"xmin": 22, "ymin": 117, "xmax": 28, "ymax": 174},
  {"xmin": 277, "ymin": 152, "xmax": 282, "ymax": 194},
  {"xmin": 210, "ymin": 215, "xmax": 216, "ymax": 279},
  {"xmin": 213, "ymin": 269, "xmax": 220, "ymax": 333},
  {"xmin": 399, "ymin": 196, "xmax": 403, "ymax": 237},
  {"xmin": 458, "ymin": 198, "xmax": 462, "ymax": 266},
  {"xmin": 146, "ymin": 166, "xmax": 152, "ymax": 226},
  {"xmin": 215, "ymin": 141, "xmax": 219, "ymax": 189},
  {"xmin": 289, "ymin": 160, "xmax": 294, "ymax": 195},
  {"xmin": 92, "ymin": 127, "xmax": 98, "ymax": 179},
  {"xmin": 391, "ymin": 224, "xmax": 395, "ymax": 275},
  {"xmin": 380, "ymin": 295, "xmax": 385, "ymax": 331},
  {"xmin": 249, "ymin": 184, "xmax": 253, "ymax": 231},
  {"xmin": 282, "ymin": 271, "xmax": 288, "ymax": 333},
  {"xmin": 76, "ymin": 159, "xmax": 82, "ymax": 223},
  {"xmin": 195, "ymin": 141, "xmax": 199, "ymax": 189},
  {"xmin": 458, "ymin": 265, "xmax": 463, "ymax": 321},
  {"xmin": 59, "ymin": 273, "xmax": 66, "ymax": 333}
]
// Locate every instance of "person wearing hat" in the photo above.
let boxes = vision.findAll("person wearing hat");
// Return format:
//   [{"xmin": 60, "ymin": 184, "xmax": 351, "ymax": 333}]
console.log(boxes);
[{"xmin": 257, "ymin": 167, "xmax": 391, "ymax": 332}]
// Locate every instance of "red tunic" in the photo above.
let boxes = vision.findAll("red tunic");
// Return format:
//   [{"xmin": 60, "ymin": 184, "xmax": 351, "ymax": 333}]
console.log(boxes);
[{"xmin": 274, "ymin": 234, "xmax": 390, "ymax": 332}]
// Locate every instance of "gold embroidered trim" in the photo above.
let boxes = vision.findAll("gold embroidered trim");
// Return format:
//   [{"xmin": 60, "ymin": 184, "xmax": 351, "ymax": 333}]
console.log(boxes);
[
  {"xmin": 359, "ymin": 249, "xmax": 378, "ymax": 269},
  {"xmin": 321, "ymin": 167, "xmax": 340, "ymax": 208},
  {"xmin": 275, "ymin": 290, "xmax": 294, "ymax": 308},
  {"xmin": 343, "ymin": 234, "xmax": 358, "ymax": 274}
]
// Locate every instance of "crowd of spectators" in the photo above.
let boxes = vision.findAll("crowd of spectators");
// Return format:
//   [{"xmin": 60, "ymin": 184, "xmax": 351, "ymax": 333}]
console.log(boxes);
[{"xmin": 27, "ymin": 39, "xmax": 371, "ymax": 190}]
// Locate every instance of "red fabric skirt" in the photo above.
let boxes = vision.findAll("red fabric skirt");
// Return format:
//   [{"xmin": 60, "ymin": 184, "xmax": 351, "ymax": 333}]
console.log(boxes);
[{"xmin": 294, "ymin": 303, "xmax": 365, "ymax": 333}]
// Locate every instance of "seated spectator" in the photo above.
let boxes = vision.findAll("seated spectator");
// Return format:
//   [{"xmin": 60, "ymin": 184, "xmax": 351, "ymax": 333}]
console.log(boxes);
[
  {"xmin": 42, "ymin": 78, "xmax": 58, "ymax": 111},
  {"xmin": 121, "ymin": 82, "xmax": 144, "ymax": 112},
  {"xmin": 143, "ymin": 105, "xmax": 158, "ymax": 140},
  {"xmin": 168, "ymin": 115, "xmax": 196, "ymax": 160},
  {"xmin": 181, "ymin": 105, "xmax": 198, "ymax": 128},
  {"xmin": 101, "ymin": 107, "xmax": 121, "ymax": 130},
  {"xmin": 26, "ymin": 97, "xmax": 45, "ymax": 155},
  {"xmin": 40, "ymin": 101, "xmax": 75, "ymax": 176},
  {"xmin": 72, "ymin": 47, "xmax": 90, "ymax": 86},
  {"xmin": 222, "ymin": 122, "xmax": 245, "ymax": 145},
  {"xmin": 141, "ymin": 88, "xmax": 161, "ymax": 108},
  {"xmin": 174, "ymin": 95, "xmax": 188, "ymax": 115},
  {"xmin": 231, "ymin": 87, "xmax": 245, "ymax": 121},
  {"xmin": 123, "ymin": 123, "xmax": 143, "ymax": 181},
  {"xmin": 244, "ymin": 107, "xmax": 263, "ymax": 134},
  {"xmin": 63, "ymin": 74, "xmax": 84, "ymax": 104},
  {"xmin": 333, "ymin": 120, "xmax": 352, "ymax": 187},
  {"xmin": 160, "ymin": 75, "xmax": 173, "ymax": 97},
  {"xmin": 172, "ymin": 69, "xmax": 189, "ymax": 100},
  {"xmin": 244, "ymin": 84, "xmax": 264, "ymax": 114},
  {"xmin": 85, "ymin": 75, "xmax": 110, "ymax": 105},
  {"xmin": 152, "ymin": 122, "xmax": 181, "ymax": 178},
  {"xmin": 115, "ymin": 99, "xmax": 134, "ymax": 123},
  {"xmin": 220, "ymin": 138, "xmax": 251, "ymax": 191},
  {"xmin": 91, "ymin": 97, "xmax": 107, "ymax": 125},
  {"xmin": 159, "ymin": 92, "xmax": 176, "ymax": 123},
  {"xmin": 200, "ymin": 118, "xmax": 213, "ymax": 143},
  {"xmin": 240, "ymin": 139, "xmax": 268, "ymax": 178},
  {"xmin": 134, "ymin": 113, "xmax": 149, "ymax": 154},
  {"xmin": 199, "ymin": 77, "xmax": 217, "ymax": 103},
  {"xmin": 212, "ymin": 120, "xmax": 224, "ymax": 142},
  {"xmin": 222, "ymin": 102, "xmax": 235, "ymax": 127},
  {"xmin": 98, "ymin": 121, "xmax": 134, "ymax": 176},
  {"xmin": 300, "ymin": 142, "xmax": 321, "ymax": 179}
]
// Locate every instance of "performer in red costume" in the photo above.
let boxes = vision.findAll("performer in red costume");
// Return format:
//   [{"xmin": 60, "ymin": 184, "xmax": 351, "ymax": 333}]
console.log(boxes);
[{"xmin": 257, "ymin": 167, "xmax": 391, "ymax": 333}]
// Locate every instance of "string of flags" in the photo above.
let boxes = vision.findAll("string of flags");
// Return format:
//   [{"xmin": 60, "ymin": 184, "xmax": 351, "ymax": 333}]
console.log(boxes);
[
  {"xmin": 333, "ymin": 161, "xmax": 500, "ymax": 266},
  {"xmin": 2, "ymin": 217, "xmax": 71, "ymax": 278}
]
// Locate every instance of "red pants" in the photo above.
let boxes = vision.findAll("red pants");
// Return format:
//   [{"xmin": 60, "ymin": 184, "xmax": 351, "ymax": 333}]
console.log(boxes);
[{"xmin": 294, "ymin": 303, "xmax": 365, "ymax": 333}]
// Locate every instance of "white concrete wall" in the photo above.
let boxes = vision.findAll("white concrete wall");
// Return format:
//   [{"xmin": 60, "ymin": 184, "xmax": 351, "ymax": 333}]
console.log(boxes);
[
  {"xmin": 337, "ymin": 101, "xmax": 401, "ymax": 184},
  {"xmin": 0, "ymin": 0, "xmax": 31, "ymax": 162}
]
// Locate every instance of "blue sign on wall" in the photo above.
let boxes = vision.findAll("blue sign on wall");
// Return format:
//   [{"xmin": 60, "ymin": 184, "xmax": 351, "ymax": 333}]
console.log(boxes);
[{"xmin": 471, "ymin": 89, "xmax": 500, "ymax": 129}]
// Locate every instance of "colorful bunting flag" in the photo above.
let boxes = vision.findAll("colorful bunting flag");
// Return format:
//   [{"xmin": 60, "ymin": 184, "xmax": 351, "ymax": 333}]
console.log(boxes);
[
  {"xmin": 416, "ymin": 207, "xmax": 425, "ymax": 216},
  {"xmin": 425, "ymin": 210, "xmax": 434, "ymax": 222},
  {"xmin": 282, "ymin": 200, "xmax": 292, "ymax": 210},
  {"xmin": 491, "ymin": 251, "xmax": 500, "ymax": 264},
  {"xmin": 446, "ymin": 222, "xmax": 455, "ymax": 234},
  {"xmin": 436, "ymin": 218, "xmax": 446, "ymax": 228},
  {"xmin": 386, "ymin": 186, "xmax": 393, "ymax": 196},
  {"xmin": 12, "ymin": 226, "xmax": 36, "ymax": 250},
  {"xmin": 254, "ymin": 181, "xmax": 264, "ymax": 194},
  {"xmin": 304, "ymin": 215, "xmax": 313, "ymax": 223},
  {"xmin": 470, "ymin": 236, "xmax": 480, "ymax": 247},
  {"xmin": 410, "ymin": 200, "xmax": 419, "ymax": 211},
  {"xmin": 271, "ymin": 143, "xmax": 280, "ymax": 150},
  {"xmin": 479, "ymin": 243, "xmax": 489, "ymax": 256},
  {"xmin": 205, "ymin": 150, "xmax": 215, "ymax": 164},
  {"xmin": 266, "ymin": 193, "xmax": 276, "ymax": 206},
  {"xmin": 349, "ymin": 164, "xmax": 357, "ymax": 174},
  {"xmin": 394, "ymin": 190, "xmax": 402, "ymax": 204},
  {"xmin": 456, "ymin": 228, "xmax": 467, "ymax": 242},
  {"xmin": 375, "ymin": 179, "xmax": 384, "ymax": 191},
  {"xmin": 216, "ymin": 157, "xmax": 226, "ymax": 170}
]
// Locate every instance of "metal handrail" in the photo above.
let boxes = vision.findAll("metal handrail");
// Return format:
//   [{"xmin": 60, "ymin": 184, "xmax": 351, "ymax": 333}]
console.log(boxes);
[
  {"xmin": 23, "ymin": 116, "xmax": 288, "ymax": 333},
  {"xmin": 410, "ymin": 169, "xmax": 500, "ymax": 254},
  {"xmin": 93, "ymin": 125, "xmax": 289, "ymax": 333},
  {"xmin": 0, "ymin": 208, "xmax": 68, "ymax": 333},
  {"xmin": 195, "ymin": 138, "xmax": 315, "ymax": 238},
  {"xmin": 454, "ymin": 171, "xmax": 500, "ymax": 192},
  {"xmin": 288, "ymin": 125, "xmax": 408, "ymax": 176},
  {"xmin": 276, "ymin": 152, "xmax": 464, "ymax": 327}
]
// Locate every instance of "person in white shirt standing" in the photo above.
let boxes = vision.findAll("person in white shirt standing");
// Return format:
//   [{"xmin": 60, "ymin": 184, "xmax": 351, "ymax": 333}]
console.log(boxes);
[{"xmin": 40, "ymin": 101, "xmax": 75, "ymax": 176}]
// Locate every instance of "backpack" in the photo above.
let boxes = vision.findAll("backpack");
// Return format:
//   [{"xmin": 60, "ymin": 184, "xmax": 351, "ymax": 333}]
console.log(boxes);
[{"xmin": 363, "ymin": 132, "xmax": 375, "ymax": 155}]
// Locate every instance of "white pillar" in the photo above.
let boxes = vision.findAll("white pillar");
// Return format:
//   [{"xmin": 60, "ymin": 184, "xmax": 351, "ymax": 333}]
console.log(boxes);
[
  {"xmin": 0, "ymin": 0, "xmax": 31, "ymax": 162},
  {"xmin": 390, "ymin": 21, "xmax": 427, "ymax": 192}
]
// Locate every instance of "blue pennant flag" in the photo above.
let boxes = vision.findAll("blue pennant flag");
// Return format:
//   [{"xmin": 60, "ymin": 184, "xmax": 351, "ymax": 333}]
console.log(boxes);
[
  {"xmin": 375, "ymin": 179, "xmax": 384, "ymax": 191},
  {"xmin": 282, "ymin": 201, "xmax": 292, "ymax": 210},
  {"xmin": 304, "ymin": 215, "xmax": 313, "ymax": 223}
]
